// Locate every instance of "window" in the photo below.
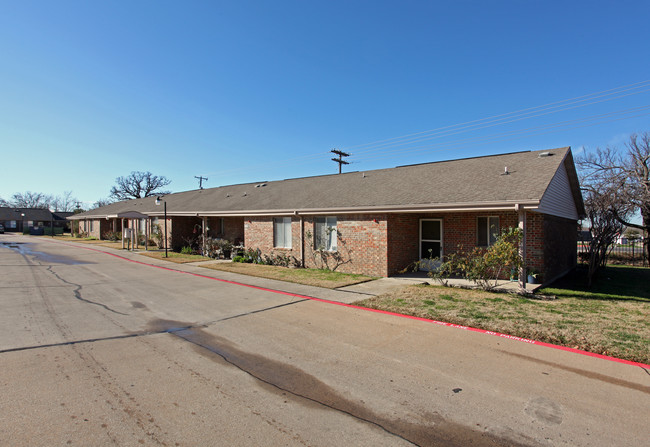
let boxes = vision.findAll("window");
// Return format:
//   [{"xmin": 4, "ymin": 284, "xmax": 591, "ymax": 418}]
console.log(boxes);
[
  {"xmin": 314, "ymin": 217, "xmax": 337, "ymax": 251},
  {"xmin": 274, "ymin": 217, "xmax": 292, "ymax": 248},
  {"xmin": 477, "ymin": 216, "xmax": 500, "ymax": 246},
  {"xmin": 89, "ymin": 220, "xmax": 94, "ymax": 232},
  {"xmin": 8, "ymin": 221, "xmax": 16, "ymax": 229},
  {"xmin": 420, "ymin": 219, "xmax": 442, "ymax": 259}
]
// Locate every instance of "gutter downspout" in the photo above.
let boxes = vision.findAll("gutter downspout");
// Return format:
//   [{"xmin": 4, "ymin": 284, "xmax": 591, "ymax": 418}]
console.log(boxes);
[
  {"xmin": 517, "ymin": 204, "xmax": 527, "ymax": 292},
  {"xmin": 202, "ymin": 216, "xmax": 207, "ymax": 256},
  {"xmin": 298, "ymin": 212, "xmax": 304, "ymax": 268}
]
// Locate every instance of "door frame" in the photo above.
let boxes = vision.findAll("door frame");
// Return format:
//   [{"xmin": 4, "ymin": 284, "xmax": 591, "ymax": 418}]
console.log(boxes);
[{"xmin": 419, "ymin": 218, "xmax": 443, "ymax": 271}]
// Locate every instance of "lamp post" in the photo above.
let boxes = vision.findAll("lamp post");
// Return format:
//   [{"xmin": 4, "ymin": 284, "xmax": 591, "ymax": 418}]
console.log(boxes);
[
  {"xmin": 155, "ymin": 196, "xmax": 168, "ymax": 257},
  {"xmin": 21, "ymin": 213, "xmax": 25, "ymax": 234}
]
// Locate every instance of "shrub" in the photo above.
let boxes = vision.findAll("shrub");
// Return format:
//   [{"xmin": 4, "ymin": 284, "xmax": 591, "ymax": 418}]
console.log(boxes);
[
  {"xmin": 102, "ymin": 231, "xmax": 122, "ymax": 241},
  {"xmin": 151, "ymin": 224, "xmax": 166, "ymax": 249},
  {"xmin": 203, "ymin": 237, "xmax": 233, "ymax": 259},
  {"xmin": 432, "ymin": 227, "xmax": 523, "ymax": 291},
  {"xmin": 180, "ymin": 246, "xmax": 193, "ymax": 255}
]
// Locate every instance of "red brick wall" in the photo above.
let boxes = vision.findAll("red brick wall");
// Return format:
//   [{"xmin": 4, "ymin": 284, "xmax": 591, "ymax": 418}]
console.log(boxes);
[
  {"xmin": 170, "ymin": 217, "xmax": 202, "ymax": 251},
  {"xmin": 206, "ymin": 217, "xmax": 244, "ymax": 245},
  {"xmin": 242, "ymin": 211, "xmax": 566, "ymax": 279},
  {"xmin": 543, "ymin": 214, "xmax": 578, "ymax": 283},
  {"xmin": 244, "ymin": 215, "xmax": 389, "ymax": 276},
  {"xmin": 244, "ymin": 217, "xmax": 275, "ymax": 252},
  {"xmin": 386, "ymin": 211, "xmax": 522, "ymax": 276},
  {"xmin": 526, "ymin": 212, "xmax": 544, "ymax": 276}
]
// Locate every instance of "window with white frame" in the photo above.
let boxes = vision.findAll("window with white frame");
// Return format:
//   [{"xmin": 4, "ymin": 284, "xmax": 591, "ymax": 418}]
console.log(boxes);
[
  {"xmin": 273, "ymin": 217, "xmax": 292, "ymax": 248},
  {"xmin": 477, "ymin": 216, "xmax": 500, "ymax": 246},
  {"xmin": 314, "ymin": 217, "xmax": 337, "ymax": 251}
]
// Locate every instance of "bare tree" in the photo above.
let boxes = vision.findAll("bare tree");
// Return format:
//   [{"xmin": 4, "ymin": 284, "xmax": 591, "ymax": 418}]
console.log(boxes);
[
  {"xmin": 581, "ymin": 186, "xmax": 626, "ymax": 285},
  {"xmin": 51, "ymin": 191, "xmax": 78, "ymax": 212},
  {"xmin": 578, "ymin": 132, "xmax": 650, "ymax": 264},
  {"xmin": 93, "ymin": 197, "xmax": 114, "ymax": 209},
  {"xmin": 11, "ymin": 191, "xmax": 52, "ymax": 209},
  {"xmin": 109, "ymin": 171, "xmax": 171, "ymax": 201},
  {"xmin": 0, "ymin": 197, "xmax": 8, "ymax": 207}
]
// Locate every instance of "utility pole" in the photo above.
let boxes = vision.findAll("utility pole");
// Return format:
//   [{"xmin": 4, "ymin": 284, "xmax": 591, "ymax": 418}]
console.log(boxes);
[
  {"xmin": 331, "ymin": 149, "xmax": 350, "ymax": 174},
  {"xmin": 195, "ymin": 176, "xmax": 208, "ymax": 189}
]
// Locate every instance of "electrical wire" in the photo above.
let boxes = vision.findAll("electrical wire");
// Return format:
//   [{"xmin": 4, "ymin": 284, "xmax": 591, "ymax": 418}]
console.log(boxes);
[{"xmin": 342, "ymin": 79, "xmax": 650, "ymax": 154}]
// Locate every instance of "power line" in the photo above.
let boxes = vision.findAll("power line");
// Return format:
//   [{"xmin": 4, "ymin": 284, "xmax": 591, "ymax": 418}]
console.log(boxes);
[
  {"xmin": 342, "ymin": 79, "xmax": 650, "ymax": 154},
  {"xmin": 196, "ymin": 80, "xmax": 650, "ymax": 183},
  {"xmin": 349, "ymin": 106, "xmax": 650, "ymax": 163}
]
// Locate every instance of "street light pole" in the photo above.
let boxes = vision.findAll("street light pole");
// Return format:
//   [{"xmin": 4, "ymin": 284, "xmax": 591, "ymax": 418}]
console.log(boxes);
[{"xmin": 155, "ymin": 197, "xmax": 168, "ymax": 258}]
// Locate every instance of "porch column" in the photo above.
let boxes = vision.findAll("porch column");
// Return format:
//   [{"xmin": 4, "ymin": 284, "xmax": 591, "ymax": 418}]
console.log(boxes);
[
  {"xmin": 132, "ymin": 219, "xmax": 136, "ymax": 251},
  {"xmin": 202, "ymin": 217, "xmax": 207, "ymax": 256},
  {"xmin": 145, "ymin": 218, "xmax": 149, "ymax": 251},
  {"xmin": 121, "ymin": 218, "xmax": 125, "ymax": 249},
  {"xmin": 517, "ymin": 205, "xmax": 527, "ymax": 292},
  {"xmin": 299, "ymin": 214, "xmax": 305, "ymax": 267}
]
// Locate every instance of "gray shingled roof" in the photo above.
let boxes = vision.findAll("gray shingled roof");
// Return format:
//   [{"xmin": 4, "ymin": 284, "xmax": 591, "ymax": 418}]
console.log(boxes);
[
  {"xmin": 71, "ymin": 148, "xmax": 583, "ymax": 219},
  {"xmin": 0, "ymin": 207, "xmax": 59, "ymax": 221}
]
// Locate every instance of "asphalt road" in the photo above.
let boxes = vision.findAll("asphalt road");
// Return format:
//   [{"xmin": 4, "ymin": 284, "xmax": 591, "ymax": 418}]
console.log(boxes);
[{"xmin": 1, "ymin": 234, "xmax": 648, "ymax": 446}]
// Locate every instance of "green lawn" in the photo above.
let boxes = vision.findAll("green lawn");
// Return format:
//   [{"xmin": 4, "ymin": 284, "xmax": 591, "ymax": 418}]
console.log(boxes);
[{"xmin": 539, "ymin": 265, "xmax": 650, "ymax": 302}]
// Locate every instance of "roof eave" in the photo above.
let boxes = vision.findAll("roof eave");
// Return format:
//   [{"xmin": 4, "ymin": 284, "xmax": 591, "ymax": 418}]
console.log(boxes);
[{"xmin": 178, "ymin": 200, "xmax": 541, "ymax": 217}]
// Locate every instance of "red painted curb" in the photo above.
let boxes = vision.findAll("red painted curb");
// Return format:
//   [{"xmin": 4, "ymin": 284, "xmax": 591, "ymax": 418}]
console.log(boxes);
[{"xmin": 55, "ymin": 241, "xmax": 650, "ymax": 370}]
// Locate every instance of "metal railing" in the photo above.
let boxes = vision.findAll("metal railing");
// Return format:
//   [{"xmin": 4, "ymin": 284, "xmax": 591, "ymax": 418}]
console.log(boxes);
[{"xmin": 578, "ymin": 241, "xmax": 648, "ymax": 266}]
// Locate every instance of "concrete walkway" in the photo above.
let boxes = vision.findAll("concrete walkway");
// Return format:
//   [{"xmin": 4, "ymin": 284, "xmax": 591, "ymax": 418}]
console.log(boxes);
[
  {"xmin": 338, "ymin": 271, "xmax": 540, "ymax": 295},
  {"xmin": 47, "ymin": 239, "xmax": 540, "ymax": 300}
]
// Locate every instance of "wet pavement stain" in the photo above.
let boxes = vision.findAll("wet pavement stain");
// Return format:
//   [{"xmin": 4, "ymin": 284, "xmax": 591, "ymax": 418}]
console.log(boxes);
[
  {"xmin": 525, "ymin": 397, "xmax": 563, "ymax": 425},
  {"xmin": 152, "ymin": 321, "xmax": 528, "ymax": 447},
  {"xmin": 498, "ymin": 350, "xmax": 650, "ymax": 394},
  {"xmin": 1, "ymin": 241, "xmax": 91, "ymax": 265},
  {"xmin": 45, "ymin": 266, "xmax": 127, "ymax": 315}
]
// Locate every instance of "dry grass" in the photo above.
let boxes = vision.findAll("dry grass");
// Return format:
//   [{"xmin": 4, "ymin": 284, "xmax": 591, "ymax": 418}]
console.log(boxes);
[
  {"xmin": 201, "ymin": 262, "xmax": 375, "ymax": 289},
  {"xmin": 138, "ymin": 251, "xmax": 209, "ymax": 264},
  {"xmin": 355, "ymin": 281, "xmax": 650, "ymax": 364},
  {"xmin": 53, "ymin": 236, "xmax": 150, "ymax": 251}
]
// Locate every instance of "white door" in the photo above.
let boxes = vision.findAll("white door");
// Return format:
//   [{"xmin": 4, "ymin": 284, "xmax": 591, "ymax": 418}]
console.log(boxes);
[{"xmin": 419, "ymin": 219, "xmax": 443, "ymax": 271}]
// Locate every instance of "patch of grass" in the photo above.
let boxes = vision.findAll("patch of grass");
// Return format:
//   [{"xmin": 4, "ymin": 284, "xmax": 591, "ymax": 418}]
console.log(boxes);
[
  {"xmin": 540, "ymin": 265, "xmax": 650, "ymax": 302},
  {"xmin": 354, "ymin": 275, "xmax": 650, "ymax": 364},
  {"xmin": 52, "ymin": 236, "xmax": 145, "ymax": 251},
  {"xmin": 139, "ymin": 251, "xmax": 208, "ymax": 263},
  {"xmin": 200, "ymin": 262, "xmax": 376, "ymax": 289}
]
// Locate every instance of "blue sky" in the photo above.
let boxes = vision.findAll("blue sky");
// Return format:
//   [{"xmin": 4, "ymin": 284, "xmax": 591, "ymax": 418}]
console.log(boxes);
[{"xmin": 1, "ymin": 1, "xmax": 649, "ymax": 208}]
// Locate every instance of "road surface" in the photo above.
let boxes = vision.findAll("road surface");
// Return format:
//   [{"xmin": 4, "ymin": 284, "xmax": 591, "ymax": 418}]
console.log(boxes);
[{"xmin": 1, "ymin": 234, "xmax": 648, "ymax": 446}]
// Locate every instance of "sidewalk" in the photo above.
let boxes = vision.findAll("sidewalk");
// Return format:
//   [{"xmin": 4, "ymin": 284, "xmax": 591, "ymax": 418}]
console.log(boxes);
[{"xmin": 47, "ymin": 238, "xmax": 540, "ymax": 302}]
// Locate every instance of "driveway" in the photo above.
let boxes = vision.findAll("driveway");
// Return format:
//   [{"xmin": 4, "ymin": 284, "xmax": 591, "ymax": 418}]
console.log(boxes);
[{"xmin": 1, "ymin": 234, "xmax": 648, "ymax": 446}]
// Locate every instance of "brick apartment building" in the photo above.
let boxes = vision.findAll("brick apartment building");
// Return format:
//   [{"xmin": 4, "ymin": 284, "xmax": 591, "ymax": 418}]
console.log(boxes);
[{"xmin": 69, "ymin": 148, "xmax": 585, "ymax": 285}]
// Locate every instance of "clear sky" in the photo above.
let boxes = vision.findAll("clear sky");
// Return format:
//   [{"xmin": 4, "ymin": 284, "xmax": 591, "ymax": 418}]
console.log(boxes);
[{"xmin": 1, "ymin": 0, "xmax": 649, "ymax": 208}]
